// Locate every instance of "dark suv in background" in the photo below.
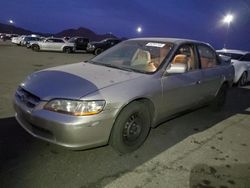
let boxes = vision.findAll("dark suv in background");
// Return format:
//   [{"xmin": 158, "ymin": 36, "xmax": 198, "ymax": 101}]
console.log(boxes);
[
  {"xmin": 68, "ymin": 37, "xmax": 89, "ymax": 51},
  {"xmin": 87, "ymin": 38, "xmax": 121, "ymax": 55}
]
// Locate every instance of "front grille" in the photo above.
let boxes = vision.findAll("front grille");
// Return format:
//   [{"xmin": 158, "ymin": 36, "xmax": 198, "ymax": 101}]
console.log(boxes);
[{"xmin": 16, "ymin": 87, "xmax": 41, "ymax": 108}]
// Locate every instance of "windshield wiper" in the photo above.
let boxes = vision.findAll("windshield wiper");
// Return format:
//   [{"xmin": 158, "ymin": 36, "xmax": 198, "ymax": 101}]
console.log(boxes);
[
  {"xmin": 87, "ymin": 60, "xmax": 99, "ymax": 64},
  {"xmin": 101, "ymin": 63, "xmax": 135, "ymax": 72},
  {"xmin": 87, "ymin": 61, "xmax": 148, "ymax": 73}
]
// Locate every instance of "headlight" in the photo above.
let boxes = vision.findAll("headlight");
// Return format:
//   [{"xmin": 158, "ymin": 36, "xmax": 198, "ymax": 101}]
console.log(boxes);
[
  {"xmin": 88, "ymin": 44, "xmax": 95, "ymax": 49},
  {"xmin": 44, "ymin": 99, "xmax": 105, "ymax": 116}
]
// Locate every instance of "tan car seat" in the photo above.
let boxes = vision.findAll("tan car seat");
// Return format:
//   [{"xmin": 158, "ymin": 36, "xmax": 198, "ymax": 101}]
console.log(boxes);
[{"xmin": 131, "ymin": 49, "xmax": 151, "ymax": 66}]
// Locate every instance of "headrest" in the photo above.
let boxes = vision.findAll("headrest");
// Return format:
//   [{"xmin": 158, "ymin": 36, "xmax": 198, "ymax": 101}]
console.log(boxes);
[{"xmin": 172, "ymin": 54, "xmax": 188, "ymax": 64}]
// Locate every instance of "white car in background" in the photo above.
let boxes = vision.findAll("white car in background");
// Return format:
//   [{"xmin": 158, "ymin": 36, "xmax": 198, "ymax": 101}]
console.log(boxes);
[
  {"xmin": 21, "ymin": 36, "xmax": 41, "ymax": 46},
  {"xmin": 11, "ymin": 35, "xmax": 26, "ymax": 45},
  {"xmin": 31, "ymin": 38, "xmax": 75, "ymax": 53},
  {"xmin": 217, "ymin": 49, "xmax": 250, "ymax": 86}
]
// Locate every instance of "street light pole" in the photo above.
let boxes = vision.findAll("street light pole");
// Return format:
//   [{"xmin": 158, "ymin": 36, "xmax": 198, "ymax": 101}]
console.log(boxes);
[
  {"xmin": 222, "ymin": 14, "xmax": 234, "ymax": 49},
  {"xmin": 8, "ymin": 19, "xmax": 14, "ymax": 34}
]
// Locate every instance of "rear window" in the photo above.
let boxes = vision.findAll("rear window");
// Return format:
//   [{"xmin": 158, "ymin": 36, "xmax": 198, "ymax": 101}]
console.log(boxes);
[
  {"xmin": 217, "ymin": 52, "xmax": 243, "ymax": 60},
  {"xmin": 198, "ymin": 45, "xmax": 217, "ymax": 69},
  {"xmin": 240, "ymin": 53, "xmax": 250, "ymax": 61}
]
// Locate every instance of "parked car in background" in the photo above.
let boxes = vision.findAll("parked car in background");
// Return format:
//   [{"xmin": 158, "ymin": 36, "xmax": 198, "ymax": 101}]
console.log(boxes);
[
  {"xmin": 14, "ymin": 38, "xmax": 234, "ymax": 154},
  {"xmin": 0, "ymin": 34, "xmax": 9, "ymax": 41},
  {"xmin": 217, "ymin": 49, "xmax": 250, "ymax": 86},
  {"xmin": 68, "ymin": 37, "xmax": 89, "ymax": 51},
  {"xmin": 12, "ymin": 35, "xmax": 26, "ymax": 45},
  {"xmin": 0, "ymin": 33, "xmax": 17, "ymax": 40},
  {"xmin": 27, "ymin": 37, "xmax": 46, "ymax": 48},
  {"xmin": 31, "ymin": 38, "xmax": 75, "ymax": 53},
  {"xmin": 21, "ymin": 36, "xmax": 41, "ymax": 46},
  {"xmin": 87, "ymin": 38, "xmax": 121, "ymax": 55},
  {"xmin": 63, "ymin": 36, "xmax": 71, "ymax": 41}
]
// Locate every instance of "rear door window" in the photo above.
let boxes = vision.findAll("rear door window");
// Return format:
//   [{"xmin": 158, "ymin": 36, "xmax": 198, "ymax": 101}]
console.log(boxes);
[
  {"xmin": 54, "ymin": 39, "xmax": 64, "ymax": 43},
  {"xmin": 197, "ymin": 45, "xmax": 217, "ymax": 69}
]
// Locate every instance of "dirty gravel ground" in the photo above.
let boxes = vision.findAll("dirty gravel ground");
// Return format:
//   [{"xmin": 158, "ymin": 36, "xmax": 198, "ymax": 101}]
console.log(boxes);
[{"xmin": 0, "ymin": 41, "xmax": 250, "ymax": 188}]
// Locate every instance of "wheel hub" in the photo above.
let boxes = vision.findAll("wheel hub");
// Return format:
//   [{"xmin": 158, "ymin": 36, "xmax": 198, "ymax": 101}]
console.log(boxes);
[{"xmin": 123, "ymin": 114, "xmax": 142, "ymax": 142}]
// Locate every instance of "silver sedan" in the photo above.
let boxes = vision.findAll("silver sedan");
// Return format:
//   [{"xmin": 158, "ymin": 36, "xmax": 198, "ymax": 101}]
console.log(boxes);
[
  {"xmin": 31, "ymin": 38, "xmax": 75, "ymax": 53},
  {"xmin": 13, "ymin": 38, "xmax": 234, "ymax": 153}
]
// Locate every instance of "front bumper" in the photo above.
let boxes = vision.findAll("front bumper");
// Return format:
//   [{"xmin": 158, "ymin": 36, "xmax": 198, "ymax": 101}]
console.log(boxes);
[
  {"xmin": 86, "ymin": 47, "xmax": 95, "ymax": 53},
  {"xmin": 13, "ymin": 95, "xmax": 115, "ymax": 150}
]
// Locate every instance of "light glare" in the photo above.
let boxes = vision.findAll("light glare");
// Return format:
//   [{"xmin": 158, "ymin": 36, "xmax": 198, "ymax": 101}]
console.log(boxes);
[
  {"xmin": 137, "ymin": 27, "xmax": 142, "ymax": 33},
  {"xmin": 223, "ymin": 14, "xmax": 234, "ymax": 24}
]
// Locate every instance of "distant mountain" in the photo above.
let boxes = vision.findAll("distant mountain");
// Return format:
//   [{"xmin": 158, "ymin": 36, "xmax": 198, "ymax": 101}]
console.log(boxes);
[
  {"xmin": 0, "ymin": 23, "xmax": 117, "ymax": 41},
  {"xmin": 0, "ymin": 23, "xmax": 33, "ymax": 35},
  {"xmin": 55, "ymin": 27, "xmax": 116, "ymax": 41}
]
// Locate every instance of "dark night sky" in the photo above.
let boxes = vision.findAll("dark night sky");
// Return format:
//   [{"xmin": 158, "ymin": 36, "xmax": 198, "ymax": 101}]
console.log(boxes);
[{"xmin": 1, "ymin": 0, "xmax": 250, "ymax": 50}]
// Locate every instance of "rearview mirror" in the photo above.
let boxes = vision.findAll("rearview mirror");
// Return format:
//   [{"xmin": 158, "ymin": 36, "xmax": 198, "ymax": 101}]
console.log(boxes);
[{"xmin": 166, "ymin": 63, "xmax": 187, "ymax": 74}]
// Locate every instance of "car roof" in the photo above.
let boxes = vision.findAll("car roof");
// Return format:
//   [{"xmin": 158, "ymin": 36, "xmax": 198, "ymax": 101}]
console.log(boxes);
[
  {"xmin": 103, "ymin": 38, "xmax": 120, "ymax": 41},
  {"xmin": 45, "ymin": 37, "xmax": 64, "ymax": 40},
  {"xmin": 70, "ymin": 37, "xmax": 88, "ymax": 39},
  {"xmin": 216, "ymin": 49, "xmax": 249, "ymax": 55},
  {"xmin": 128, "ymin": 37, "xmax": 207, "ymax": 45}
]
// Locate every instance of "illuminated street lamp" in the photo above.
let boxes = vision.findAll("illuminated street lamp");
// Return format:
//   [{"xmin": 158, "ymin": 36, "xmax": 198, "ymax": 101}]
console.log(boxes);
[
  {"xmin": 8, "ymin": 19, "xmax": 15, "ymax": 34},
  {"xmin": 109, "ymin": 31, "xmax": 112, "ymax": 37},
  {"xmin": 222, "ymin": 14, "xmax": 234, "ymax": 48},
  {"xmin": 136, "ymin": 26, "xmax": 142, "ymax": 33},
  {"xmin": 223, "ymin": 14, "xmax": 234, "ymax": 25},
  {"xmin": 9, "ymin": 19, "xmax": 14, "ymax": 24}
]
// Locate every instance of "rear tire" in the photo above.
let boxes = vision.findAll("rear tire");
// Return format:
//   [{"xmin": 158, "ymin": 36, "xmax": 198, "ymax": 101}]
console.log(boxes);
[
  {"xmin": 32, "ymin": 45, "xmax": 40, "ymax": 52},
  {"xmin": 209, "ymin": 83, "xmax": 228, "ymax": 111},
  {"xmin": 64, "ymin": 47, "xmax": 72, "ymax": 53},
  {"xmin": 110, "ymin": 101, "xmax": 151, "ymax": 154},
  {"xmin": 238, "ymin": 71, "xmax": 248, "ymax": 86}
]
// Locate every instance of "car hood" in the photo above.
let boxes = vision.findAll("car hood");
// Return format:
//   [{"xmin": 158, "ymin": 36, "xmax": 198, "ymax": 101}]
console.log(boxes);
[{"xmin": 21, "ymin": 62, "xmax": 143, "ymax": 100}]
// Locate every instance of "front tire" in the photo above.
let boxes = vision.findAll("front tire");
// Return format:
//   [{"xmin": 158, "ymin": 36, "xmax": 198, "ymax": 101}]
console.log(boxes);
[
  {"xmin": 64, "ymin": 47, "xmax": 72, "ymax": 53},
  {"xmin": 94, "ymin": 48, "xmax": 103, "ymax": 55},
  {"xmin": 32, "ymin": 44, "xmax": 40, "ymax": 52},
  {"xmin": 110, "ymin": 101, "xmax": 151, "ymax": 154},
  {"xmin": 209, "ymin": 83, "xmax": 228, "ymax": 111},
  {"xmin": 238, "ymin": 71, "xmax": 248, "ymax": 86}
]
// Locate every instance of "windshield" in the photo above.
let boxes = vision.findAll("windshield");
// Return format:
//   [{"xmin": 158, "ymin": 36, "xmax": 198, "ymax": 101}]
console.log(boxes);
[
  {"xmin": 90, "ymin": 40, "xmax": 173, "ymax": 73},
  {"xmin": 68, "ymin": 38, "xmax": 76, "ymax": 43},
  {"xmin": 217, "ymin": 52, "xmax": 244, "ymax": 60}
]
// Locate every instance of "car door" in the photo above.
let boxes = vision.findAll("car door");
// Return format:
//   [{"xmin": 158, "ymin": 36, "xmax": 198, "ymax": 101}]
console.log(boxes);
[
  {"xmin": 197, "ymin": 44, "xmax": 223, "ymax": 101},
  {"xmin": 40, "ymin": 39, "xmax": 52, "ymax": 50},
  {"xmin": 240, "ymin": 53, "xmax": 250, "ymax": 81},
  {"xmin": 52, "ymin": 39, "xmax": 65, "ymax": 51},
  {"xmin": 103, "ymin": 40, "xmax": 110, "ymax": 50},
  {"xmin": 160, "ymin": 44, "xmax": 203, "ymax": 117},
  {"xmin": 76, "ymin": 38, "xmax": 84, "ymax": 50}
]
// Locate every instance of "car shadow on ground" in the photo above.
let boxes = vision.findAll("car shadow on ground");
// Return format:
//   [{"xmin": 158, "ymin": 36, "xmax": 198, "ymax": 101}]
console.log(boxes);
[{"xmin": 0, "ymin": 87, "xmax": 250, "ymax": 187}]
